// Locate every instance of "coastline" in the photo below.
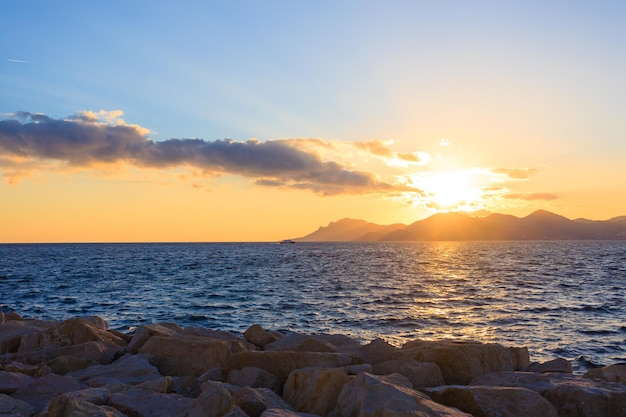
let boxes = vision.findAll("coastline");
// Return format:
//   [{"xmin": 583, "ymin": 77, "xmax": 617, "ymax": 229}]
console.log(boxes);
[{"xmin": 1, "ymin": 311, "xmax": 625, "ymax": 416}]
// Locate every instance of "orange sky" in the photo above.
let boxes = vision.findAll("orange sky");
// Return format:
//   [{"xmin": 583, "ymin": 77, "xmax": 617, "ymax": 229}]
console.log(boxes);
[{"xmin": 2, "ymin": 2, "xmax": 626, "ymax": 242}]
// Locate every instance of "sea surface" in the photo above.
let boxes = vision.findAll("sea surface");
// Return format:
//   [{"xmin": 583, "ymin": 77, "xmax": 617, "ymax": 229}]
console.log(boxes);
[{"xmin": 1, "ymin": 241, "xmax": 625, "ymax": 373}]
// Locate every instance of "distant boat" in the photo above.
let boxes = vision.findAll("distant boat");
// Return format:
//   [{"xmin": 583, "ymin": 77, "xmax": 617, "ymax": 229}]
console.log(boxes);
[{"xmin": 279, "ymin": 239, "xmax": 296, "ymax": 244}]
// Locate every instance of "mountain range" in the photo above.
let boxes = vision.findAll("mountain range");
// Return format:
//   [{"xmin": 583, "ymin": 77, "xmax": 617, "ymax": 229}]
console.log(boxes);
[{"xmin": 296, "ymin": 210, "xmax": 626, "ymax": 241}]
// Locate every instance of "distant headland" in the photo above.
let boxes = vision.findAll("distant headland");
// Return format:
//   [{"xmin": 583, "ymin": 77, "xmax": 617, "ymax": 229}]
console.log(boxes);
[{"xmin": 297, "ymin": 210, "xmax": 626, "ymax": 241}]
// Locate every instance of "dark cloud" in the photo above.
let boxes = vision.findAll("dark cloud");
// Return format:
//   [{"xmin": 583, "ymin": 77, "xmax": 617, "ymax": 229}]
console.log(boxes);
[{"xmin": 0, "ymin": 111, "xmax": 419, "ymax": 196}]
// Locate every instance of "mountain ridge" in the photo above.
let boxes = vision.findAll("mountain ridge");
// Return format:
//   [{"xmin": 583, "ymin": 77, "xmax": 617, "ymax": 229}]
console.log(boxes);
[{"xmin": 296, "ymin": 210, "xmax": 626, "ymax": 241}]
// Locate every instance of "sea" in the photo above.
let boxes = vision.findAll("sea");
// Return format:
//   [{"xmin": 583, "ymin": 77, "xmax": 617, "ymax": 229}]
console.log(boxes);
[{"xmin": 1, "ymin": 241, "xmax": 625, "ymax": 373}]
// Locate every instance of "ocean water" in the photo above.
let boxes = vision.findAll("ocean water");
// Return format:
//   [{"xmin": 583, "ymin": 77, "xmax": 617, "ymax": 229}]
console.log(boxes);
[{"xmin": 1, "ymin": 241, "xmax": 625, "ymax": 373}]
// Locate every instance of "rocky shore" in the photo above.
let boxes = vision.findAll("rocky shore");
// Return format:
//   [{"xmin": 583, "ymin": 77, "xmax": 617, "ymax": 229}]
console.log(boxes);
[{"xmin": 1, "ymin": 311, "xmax": 625, "ymax": 417}]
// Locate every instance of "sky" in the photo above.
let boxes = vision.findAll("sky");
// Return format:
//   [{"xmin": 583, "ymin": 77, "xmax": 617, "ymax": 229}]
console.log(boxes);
[{"xmin": 1, "ymin": 1, "xmax": 626, "ymax": 242}]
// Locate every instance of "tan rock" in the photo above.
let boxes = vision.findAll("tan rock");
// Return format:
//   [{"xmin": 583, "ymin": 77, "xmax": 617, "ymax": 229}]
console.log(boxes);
[
  {"xmin": 400, "ymin": 340, "xmax": 527, "ymax": 385},
  {"xmin": 109, "ymin": 388, "xmax": 193, "ymax": 417},
  {"xmin": 283, "ymin": 367, "xmax": 349, "ymax": 416},
  {"xmin": 265, "ymin": 334, "xmax": 361, "ymax": 355},
  {"xmin": 139, "ymin": 334, "xmax": 233, "ymax": 376},
  {"xmin": 11, "ymin": 373, "xmax": 86, "ymax": 413},
  {"xmin": 527, "ymin": 357, "xmax": 572, "ymax": 374},
  {"xmin": 261, "ymin": 409, "xmax": 320, "ymax": 417},
  {"xmin": 359, "ymin": 338, "xmax": 398, "ymax": 364},
  {"xmin": 424, "ymin": 385, "xmax": 559, "ymax": 417},
  {"xmin": 331, "ymin": 372, "xmax": 471, "ymax": 417},
  {"xmin": 228, "ymin": 366, "xmax": 281, "ymax": 392},
  {"xmin": 125, "ymin": 322, "xmax": 182, "ymax": 353},
  {"xmin": 0, "ymin": 371, "xmax": 36, "ymax": 394},
  {"xmin": 46, "ymin": 355, "xmax": 97, "ymax": 375},
  {"xmin": 52, "ymin": 317, "xmax": 126, "ymax": 347},
  {"xmin": 0, "ymin": 319, "xmax": 55, "ymax": 354},
  {"xmin": 185, "ymin": 382, "xmax": 236, "ymax": 417},
  {"xmin": 1, "ymin": 361, "xmax": 40, "ymax": 377},
  {"xmin": 51, "ymin": 340, "xmax": 122, "ymax": 365},
  {"xmin": 67, "ymin": 353, "xmax": 161, "ymax": 387},
  {"xmin": 584, "ymin": 364, "xmax": 626, "ymax": 384},
  {"xmin": 229, "ymin": 351, "xmax": 355, "ymax": 384},
  {"xmin": 372, "ymin": 359, "xmax": 445, "ymax": 388},
  {"xmin": 244, "ymin": 324, "xmax": 280, "ymax": 349},
  {"xmin": 135, "ymin": 376, "xmax": 173, "ymax": 393},
  {"xmin": 0, "ymin": 392, "xmax": 34, "ymax": 417},
  {"xmin": 233, "ymin": 386, "xmax": 294, "ymax": 417},
  {"xmin": 47, "ymin": 396, "xmax": 126, "ymax": 417}
]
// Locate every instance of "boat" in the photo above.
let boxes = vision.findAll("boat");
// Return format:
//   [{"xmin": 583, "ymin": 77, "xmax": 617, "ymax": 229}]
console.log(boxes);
[{"xmin": 279, "ymin": 239, "xmax": 296, "ymax": 244}]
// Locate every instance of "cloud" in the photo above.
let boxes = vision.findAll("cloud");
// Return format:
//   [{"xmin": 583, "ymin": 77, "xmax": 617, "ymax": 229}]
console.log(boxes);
[
  {"xmin": 491, "ymin": 167, "xmax": 538, "ymax": 180},
  {"xmin": 0, "ymin": 111, "xmax": 421, "ymax": 196},
  {"xmin": 504, "ymin": 192, "xmax": 559, "ymax": 201}
]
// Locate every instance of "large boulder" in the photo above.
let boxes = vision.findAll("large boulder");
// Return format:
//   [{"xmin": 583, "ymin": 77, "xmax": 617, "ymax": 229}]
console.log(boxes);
[
  {"xmin": 233, "ymin": 386, "xmax": 294, "ymax": 417},
  {"xmin": 228, "ymin": 366, "xmax": 281, "ymax": 392},
  {"xmin": 372, "ymin": 359, "xmax": 445, "ymax": 388},
  {"xmin": 47, "ymin": 396, "xmax": 127, "ymax": 417},
  {"xmin": 10, "ymin": 373, "xmax": 87, "ymax": 413},
  {"xmin": 527, "ymin": 357, "xmax": 573, "ymax": 374},
  {"xmin": 244, "ymin": 324, "xmax": 280, "ymax": 349},
  {"xmin": 584, "ymin": 364, "xmax": 626, "ymax": 384},
  {"xmin": 283, "ymin": 367, "xmax": 350, "ymax": 416},
  {"xmin": 109, "ymin": 388, "xmax": 193, "ymax": 417},
  {"xmin": 424, "ymin": 385, "xmax": 559, "ymax": 417},
  {"xmin": 138, "ymin": 334, "xmax": 234, "ymax": 376},
  {"xmin": 264, "ymin": 334, "xmax": 362, "ymax": 355},
  {"xmin": 359, "ymin": 338, "xmax": 398, "ymax": 364},
  {"xmin": 471, "ymin": 371, "xmax": 626, "ymax": 417},
  {"xmin": 67, "ymin": 353, "xmax": 162, "ymax": 386},
  {"xmin": 228, "ymin": 351, "xmax": 355, "ymax": 384},
  {"xmin": 330, "ymin": 372, "xmax": 471, "ymax": 417},
  {"xmin": 185, "ymin": 381, "xmax": 238, "ymax": 417},
  {"xmin": 400, "ymin": 340, "xmax": 528, "ymax": 385},
  {"xmin": 125, "ymin": 323, "xmax": 182, "ymax": 353},
  {"xmin": 0, "ymin": 392, "xmax": 35, "ymax": 417},
  {"xmin": 0, "ymin": 319, "xmax": 55, "ymax": 354},
  {"xmin": 0, "ymin": 371, "xmax": 35, "ymax": 394}
]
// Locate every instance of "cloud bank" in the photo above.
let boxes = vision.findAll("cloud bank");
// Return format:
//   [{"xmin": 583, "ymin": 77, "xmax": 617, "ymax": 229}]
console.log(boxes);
[{"xmin": 0, "ymin": 111, "xmax": 418, "ymax": 196}]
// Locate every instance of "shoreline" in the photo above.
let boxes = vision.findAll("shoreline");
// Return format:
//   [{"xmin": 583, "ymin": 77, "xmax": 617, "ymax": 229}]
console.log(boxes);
[{"xmin": 2, "ymin": 311, "xmax": 626, "ymax": 416}]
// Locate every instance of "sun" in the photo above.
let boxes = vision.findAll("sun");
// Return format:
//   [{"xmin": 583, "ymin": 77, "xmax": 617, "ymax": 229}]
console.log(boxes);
[{"xmin": 414, "ymin": 170, "xmax": 485, "ymax": 211}]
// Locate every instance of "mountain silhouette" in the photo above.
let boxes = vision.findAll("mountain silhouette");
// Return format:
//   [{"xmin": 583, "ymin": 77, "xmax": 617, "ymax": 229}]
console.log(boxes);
[{"xmin": 297, "ymin": 210, "xmax": 626, "ymax": 241}]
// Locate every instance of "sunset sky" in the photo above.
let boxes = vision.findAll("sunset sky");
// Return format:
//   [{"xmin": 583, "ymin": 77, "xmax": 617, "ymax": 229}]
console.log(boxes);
[{"xmin": 2, "ymin": 1, "xmax": 626, "ymax": 242}]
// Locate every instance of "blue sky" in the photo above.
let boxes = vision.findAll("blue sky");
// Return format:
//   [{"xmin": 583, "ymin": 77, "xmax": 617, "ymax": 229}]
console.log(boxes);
[{"xmin": 2, "ymin": 1, "xmax": 626, "ymax": 241}]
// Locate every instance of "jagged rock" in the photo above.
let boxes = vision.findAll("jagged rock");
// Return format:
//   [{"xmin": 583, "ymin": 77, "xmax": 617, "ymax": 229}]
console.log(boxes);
[
  {"xmin": 138, "ymin": 334, "xmax": 234, "ymax": 376},
  {"xmin": 0, "ymin": 371, "xmax": 35, "ymax": 394},
  {"xmin": 527, "ymin": 357, "xmax": 573, "ymax": 373},
  {"xmin": 46, "ymin": 355, "xmax": 97, "ymax": 375},
  {"xmin": 283, "ymin": 367, "xmax": 349, "ymax": 416},
  {"xmin": 67, "ymin": 353, "xmax": 161, "ymax": 387},
  {"xmin": 135, "ymin": 376, "xmax": 173, "ymax": 393},
  {"xmin": 2, "ymin": 361, "xmax": 40, "ymax": 377},
  {"xmin": 228, "ymin": 367, "xmax": 281, "ymax": 392},
  {"xmin": 584, "ymin": 364, "xmax": 626, "ymax": 384},
  {"xmin": 52, "ymin": 317, "xmax": 126, "ymax": 347},
  {"xmin": 228, "ymin": 351, "xmax": 355, "ymax": 384},
  {"xmin": 10, "ymin": 373, "xmax": 86, "ymax": 413},
  {"xmin": 359, "ymin": 338, "xmax": 397, "ymax": 364},
  {"xmin": 331, "ymin": 372, "xmax": 471, "ymax": 417},
  {"xmin": 51, "ymin": 340, "xmax": 122, "ymax": 365},
  {"xmin": 423, "ymin": 385, "xmax": 559, "ymax": 417},
  {"xmin": 185, "ymin": 382, "xmax": 236, "ymax": 417},
  {"xmin": 233, "ymin": 386, "xmax": 294, "ymax": 417},
  {"xmin": 372, "ymin": 359, "xmax": 445, "ymax": 388},
  {"xmin": 0, "ymin": 319, "xmax": 55, "ymax": 354},
  {"xmin": 261, "ymin": 409, "xmax": 320, "ymax": 417},
  {"xmin": 471, "ymin": 371, "xmax": 626, "ymax": 417},
  {"xmin": 244, "ymin": 325, "xmax": 279, "ymax": 349},
  {"xmin": 400, "ymin": 340, "xmax": 528, "ymax": 385},
  {"xmin": 109, "ymin": 388, "xmax": 193, "ymax": 417},
  {"xmin": 264, "ymin": 334, "xmax": 361, "ymax": 355},
  {"xmin": 0, "ymin": 393, "xmax": 34, "ymax": 417},
  {"xmin": 47, "ymin": 396, "xmax": 127, "ymax": 417},
  {"xmin": 125, "ymin": 323, "xmax": 182, "ymax": 353}
]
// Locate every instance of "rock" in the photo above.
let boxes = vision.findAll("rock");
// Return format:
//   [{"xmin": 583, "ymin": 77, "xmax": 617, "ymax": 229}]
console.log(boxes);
[
  {"xmin": 0, "ymin": 393, "xmax": 34, "ymax": 417},
  {"xmin": 46, "ymin": 356, "xmax": 97, "ymax": 375},
  {"xmin": 233, "ymin": 387, "xmax": 294, "ymax": 417},
  {"xmin": 584, "ymin": 364, "xmax": 626, "ymax": 384},
  {"xmin": 265, "ymin": 334, "xmax": 361, "ymax": 355},
  {"xmin": 67, "ymin": 353, "xmax": 161, "ymax": 387},
  {"xmin": 261, "ymin": 409, "xmax": 320, "ymax": 417},
  {"xmin": 244, "ymin": 325, "xmax": 279, "ymax": 349},
  {"xmin": 0, "ymin": 371, "xmax": 35, "ymax": 394},
  {"xmin": 228, "ymin": 366, "xmax": 281, "ymax": 392},
  {"xmin": 342, "ymin": 364, "xmax": 372, "ymax": 375},
  {"xmin": 185, "ymin": 382, "xmax": 236, "ymax": 417},
  {"xmin": 138, "ymin": 334, "xmax": 233, "ymax": 376},
  {"xmin": 471, "ymin": 371, "xmax": 626, "ymax": 417},
  {"xmin": 400, "ymin": 340, "xmax": 528, "ymax": 385},
  {"xmin": 125, "ymin": 323, "xmax": 182, "ymax": 353},
  {"xmin": 135, "ymin": 376, "xmax": 173, "ymax": 393},
  {"xmin": 424, "ymin": 385, "xmax": 559, "ymax": 417},
  {"xmin": 229, "ymin": 351, "xmax": 355, "ymax": 385},
  {"xmin": 51, "ymin": 317, "xmax": 126, "ymax": 347},
  {"xmin": 331, "ymin": 372, "xmax": 471, "ymax": 417},
  {"xmin": 47, "ymin": 396, "xmax": 126, "ymax": 417},
  {"xmin": 0, "ymin": 319, "xmax": 55, "ymax": 354},
  {"xmin": 528, "ymin": 357, "xmax": 573, "ymax": 373},
  {"xmin": 372, "ymin": 359, "xmax": 445, "ymax": 388},
  {"xmin": 109, "ymin": 388, "xmax": 193, "ymax": 417},
  {"xmin": 10, "ymin": 373, "xmax": 86, "ymax": 413},
  {"xmin": 283, "ymin": 367, "xmax": 349, "ymax": 417},
  {"xmin": 359, "ymin": 338, "xmax": 398, "ymax": 365},
  {"xmin": 2, "ymin": 361, "xmax": 40, "ymax": 377},
  {"xmin": 51, "ymin": 340, "xmax": 122, "ymax": 365}
]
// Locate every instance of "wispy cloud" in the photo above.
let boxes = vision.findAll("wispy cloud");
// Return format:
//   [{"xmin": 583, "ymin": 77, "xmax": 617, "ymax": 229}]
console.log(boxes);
[
  {"xmin": 504, "ymin": 192, "xmax": 559, "ymax": 201},
  {"xmin": 491, "ymin": 167, "xmax": 538, "ymax": 180},
  {"xmin": 0, "ymin": 111, "xmax": 421, "ymax": 196},
  {"xmin": 6, "ymin": 58, "xmax": 29, "ymax": 63}
]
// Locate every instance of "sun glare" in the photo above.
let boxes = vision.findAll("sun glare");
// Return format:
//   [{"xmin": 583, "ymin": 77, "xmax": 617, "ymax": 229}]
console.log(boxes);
[{"xmin": 415, "ymin": 171, "xmax": 484, "ymax": 211}]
